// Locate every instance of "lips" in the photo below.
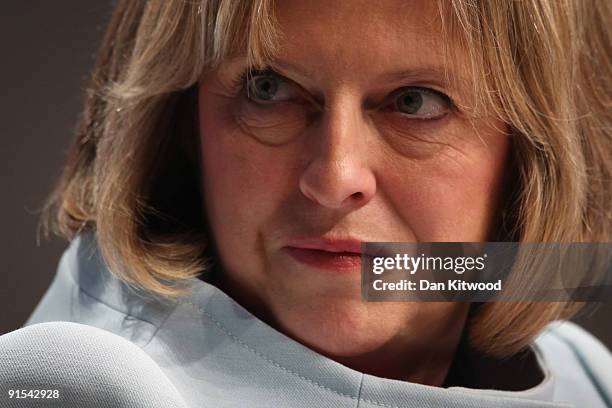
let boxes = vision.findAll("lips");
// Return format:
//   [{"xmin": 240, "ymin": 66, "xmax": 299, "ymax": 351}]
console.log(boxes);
[
  {"xmin": 285, "ymin": 237, "xmax": 363, "ymax": 253},
  {"xmin": 284, "ymin": 236, "xmax": 366, "ymax": 272}
]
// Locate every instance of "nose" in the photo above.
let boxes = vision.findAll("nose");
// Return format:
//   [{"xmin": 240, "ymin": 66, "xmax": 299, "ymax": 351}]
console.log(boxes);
[{"xmin": 298, "ymin": 99, "xmax": 376, "ymax": 210}]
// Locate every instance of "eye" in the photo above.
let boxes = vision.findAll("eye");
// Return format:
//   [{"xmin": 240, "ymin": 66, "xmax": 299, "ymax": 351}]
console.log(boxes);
[
  {"xmin": 391, "ymin": 87, "xmax": 451, "ymax": 119},
  {"xmin": 244, "ymin": 69, "xmax": 297, "ymax": 103}
]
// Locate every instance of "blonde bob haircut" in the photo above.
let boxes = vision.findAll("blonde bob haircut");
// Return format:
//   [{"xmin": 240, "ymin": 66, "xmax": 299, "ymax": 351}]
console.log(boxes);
[{"xmin": 43, "ymin": 0, "xmax": 611, "ymax": 357}]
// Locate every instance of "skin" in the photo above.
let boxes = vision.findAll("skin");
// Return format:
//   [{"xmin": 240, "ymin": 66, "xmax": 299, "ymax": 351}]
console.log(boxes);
[{"xmin": 198, "ymin": 0, "xmax": 510, "ymax": 386}]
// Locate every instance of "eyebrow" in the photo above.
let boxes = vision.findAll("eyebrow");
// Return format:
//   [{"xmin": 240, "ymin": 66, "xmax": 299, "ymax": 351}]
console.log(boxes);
[
  {"xmin": 377, "ymin": 66, "xmax": 470, "ymax": 90},
  {"xmin": 268, "ymin": 58, "xmax": 470, "ymax": 97}
]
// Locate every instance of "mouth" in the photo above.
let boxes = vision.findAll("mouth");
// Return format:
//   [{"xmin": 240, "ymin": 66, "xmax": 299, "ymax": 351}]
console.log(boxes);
[{"xmin": 284, "ymin": 236, "xmax": 366, "ymax": 272}]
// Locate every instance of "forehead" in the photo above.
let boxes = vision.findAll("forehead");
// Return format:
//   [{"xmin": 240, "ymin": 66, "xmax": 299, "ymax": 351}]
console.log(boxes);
[
  {"xmin": 274, "ymin": 0, "xmax": 467, "ymax": 90},
  {"xmin": 275, "ymin": 0, "xmax": 441, "ymax": 44}
]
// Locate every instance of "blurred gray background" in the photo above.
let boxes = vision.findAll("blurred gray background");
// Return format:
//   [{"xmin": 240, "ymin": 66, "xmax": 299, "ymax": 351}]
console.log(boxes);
[{"xmin": 0, "ymin": 1, "xmax": 610, "ymax": 350}]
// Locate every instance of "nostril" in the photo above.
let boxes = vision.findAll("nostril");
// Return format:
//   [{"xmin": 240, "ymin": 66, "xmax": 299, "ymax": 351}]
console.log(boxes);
[{"xmin": 338, "ymin": 192, "xmax": 367, "ymax": 209}]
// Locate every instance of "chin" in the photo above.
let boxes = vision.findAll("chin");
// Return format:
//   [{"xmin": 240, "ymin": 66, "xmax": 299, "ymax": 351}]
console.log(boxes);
[{"xmin": 276, "ymin": 298, "xmax": 410, "ymax": 358}]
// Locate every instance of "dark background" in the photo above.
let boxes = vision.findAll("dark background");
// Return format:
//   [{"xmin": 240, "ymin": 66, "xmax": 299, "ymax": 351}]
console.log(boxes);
[{"xmin": 1, "ymin": 1, "xmax": 610, "ymax": 350}]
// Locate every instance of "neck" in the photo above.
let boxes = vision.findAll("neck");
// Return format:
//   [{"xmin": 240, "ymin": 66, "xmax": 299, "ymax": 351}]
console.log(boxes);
[{"xmin": 327, "ymin": 312, "xmax": 469, "ymax": 386}]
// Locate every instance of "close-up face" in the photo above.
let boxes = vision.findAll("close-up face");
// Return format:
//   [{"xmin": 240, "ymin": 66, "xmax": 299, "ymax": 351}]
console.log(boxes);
[
  {"xmin": 4, "ymin": 1, "xmax": 612, "ymax": 405},
  {"xmin": 198, "ymin": 0, "xmax": 511, "ymax": 368}
]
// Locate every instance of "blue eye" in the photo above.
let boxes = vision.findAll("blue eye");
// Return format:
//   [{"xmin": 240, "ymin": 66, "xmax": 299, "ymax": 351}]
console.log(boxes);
[
  {"xmin": 245, "ymin": 70, "xmax": 296, "ymax": 103},
  {"xmin": 394, "ymin": 87, "xmax": 450, "ymax": 119},
  {"xmin": 250, "ymin": 75, "xmax": 279, "ymax": 101}
]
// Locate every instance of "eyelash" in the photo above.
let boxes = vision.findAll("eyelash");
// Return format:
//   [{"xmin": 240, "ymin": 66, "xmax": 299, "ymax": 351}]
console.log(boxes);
[
  {"xmin": 231, "ymin": 67, "xmax": 456, "ymax": 116},
  {"xmin": 232, "ymin": 67, "xmax": 269, "ymax": 93}
]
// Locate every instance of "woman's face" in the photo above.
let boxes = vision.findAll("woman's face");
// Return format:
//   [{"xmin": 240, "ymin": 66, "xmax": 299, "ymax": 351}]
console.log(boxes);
[{"xmin": 199, "ymin": 0, "xmax": 510, "ymax": 362}]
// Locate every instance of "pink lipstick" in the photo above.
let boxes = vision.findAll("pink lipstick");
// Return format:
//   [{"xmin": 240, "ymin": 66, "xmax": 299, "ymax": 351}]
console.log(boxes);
[{"xmin": 284, "ymin": 237, "xmax": 364, "ymax": 272}]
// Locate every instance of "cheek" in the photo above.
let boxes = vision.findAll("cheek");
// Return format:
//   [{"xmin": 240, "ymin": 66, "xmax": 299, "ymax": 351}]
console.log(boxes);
[
  {"xmin": 381, "ymin": 123, "xmax": 510, "ymax": 241},
  {"xmin": 198, "ymin": 99, "xmax": 294, "ymax": 262}
]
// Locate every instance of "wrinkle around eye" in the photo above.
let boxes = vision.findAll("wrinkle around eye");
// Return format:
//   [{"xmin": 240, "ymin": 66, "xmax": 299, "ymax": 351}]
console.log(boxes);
[
  {"xmin": 232, "ymin": 100, "xmax": 308, "ymax": 147},
  {"xmin": 372, "ymin": 111, "xmax": 470, "ymax": 160}
]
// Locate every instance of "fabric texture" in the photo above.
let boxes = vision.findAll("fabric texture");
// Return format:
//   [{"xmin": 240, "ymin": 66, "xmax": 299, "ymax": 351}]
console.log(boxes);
[
  {"xmin": 2, "ymin": 231, "xmax": 611, "ymax": 407},
  {"xmin": 0, "ymin": 322, "xmax": 187, "ymax": 407}
]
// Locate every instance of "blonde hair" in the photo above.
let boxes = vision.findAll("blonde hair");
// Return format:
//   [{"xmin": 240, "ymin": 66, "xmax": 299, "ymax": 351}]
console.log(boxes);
[{"xmin": 42, "ymin": 0, "xmax": 611, "ymax": 357}]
